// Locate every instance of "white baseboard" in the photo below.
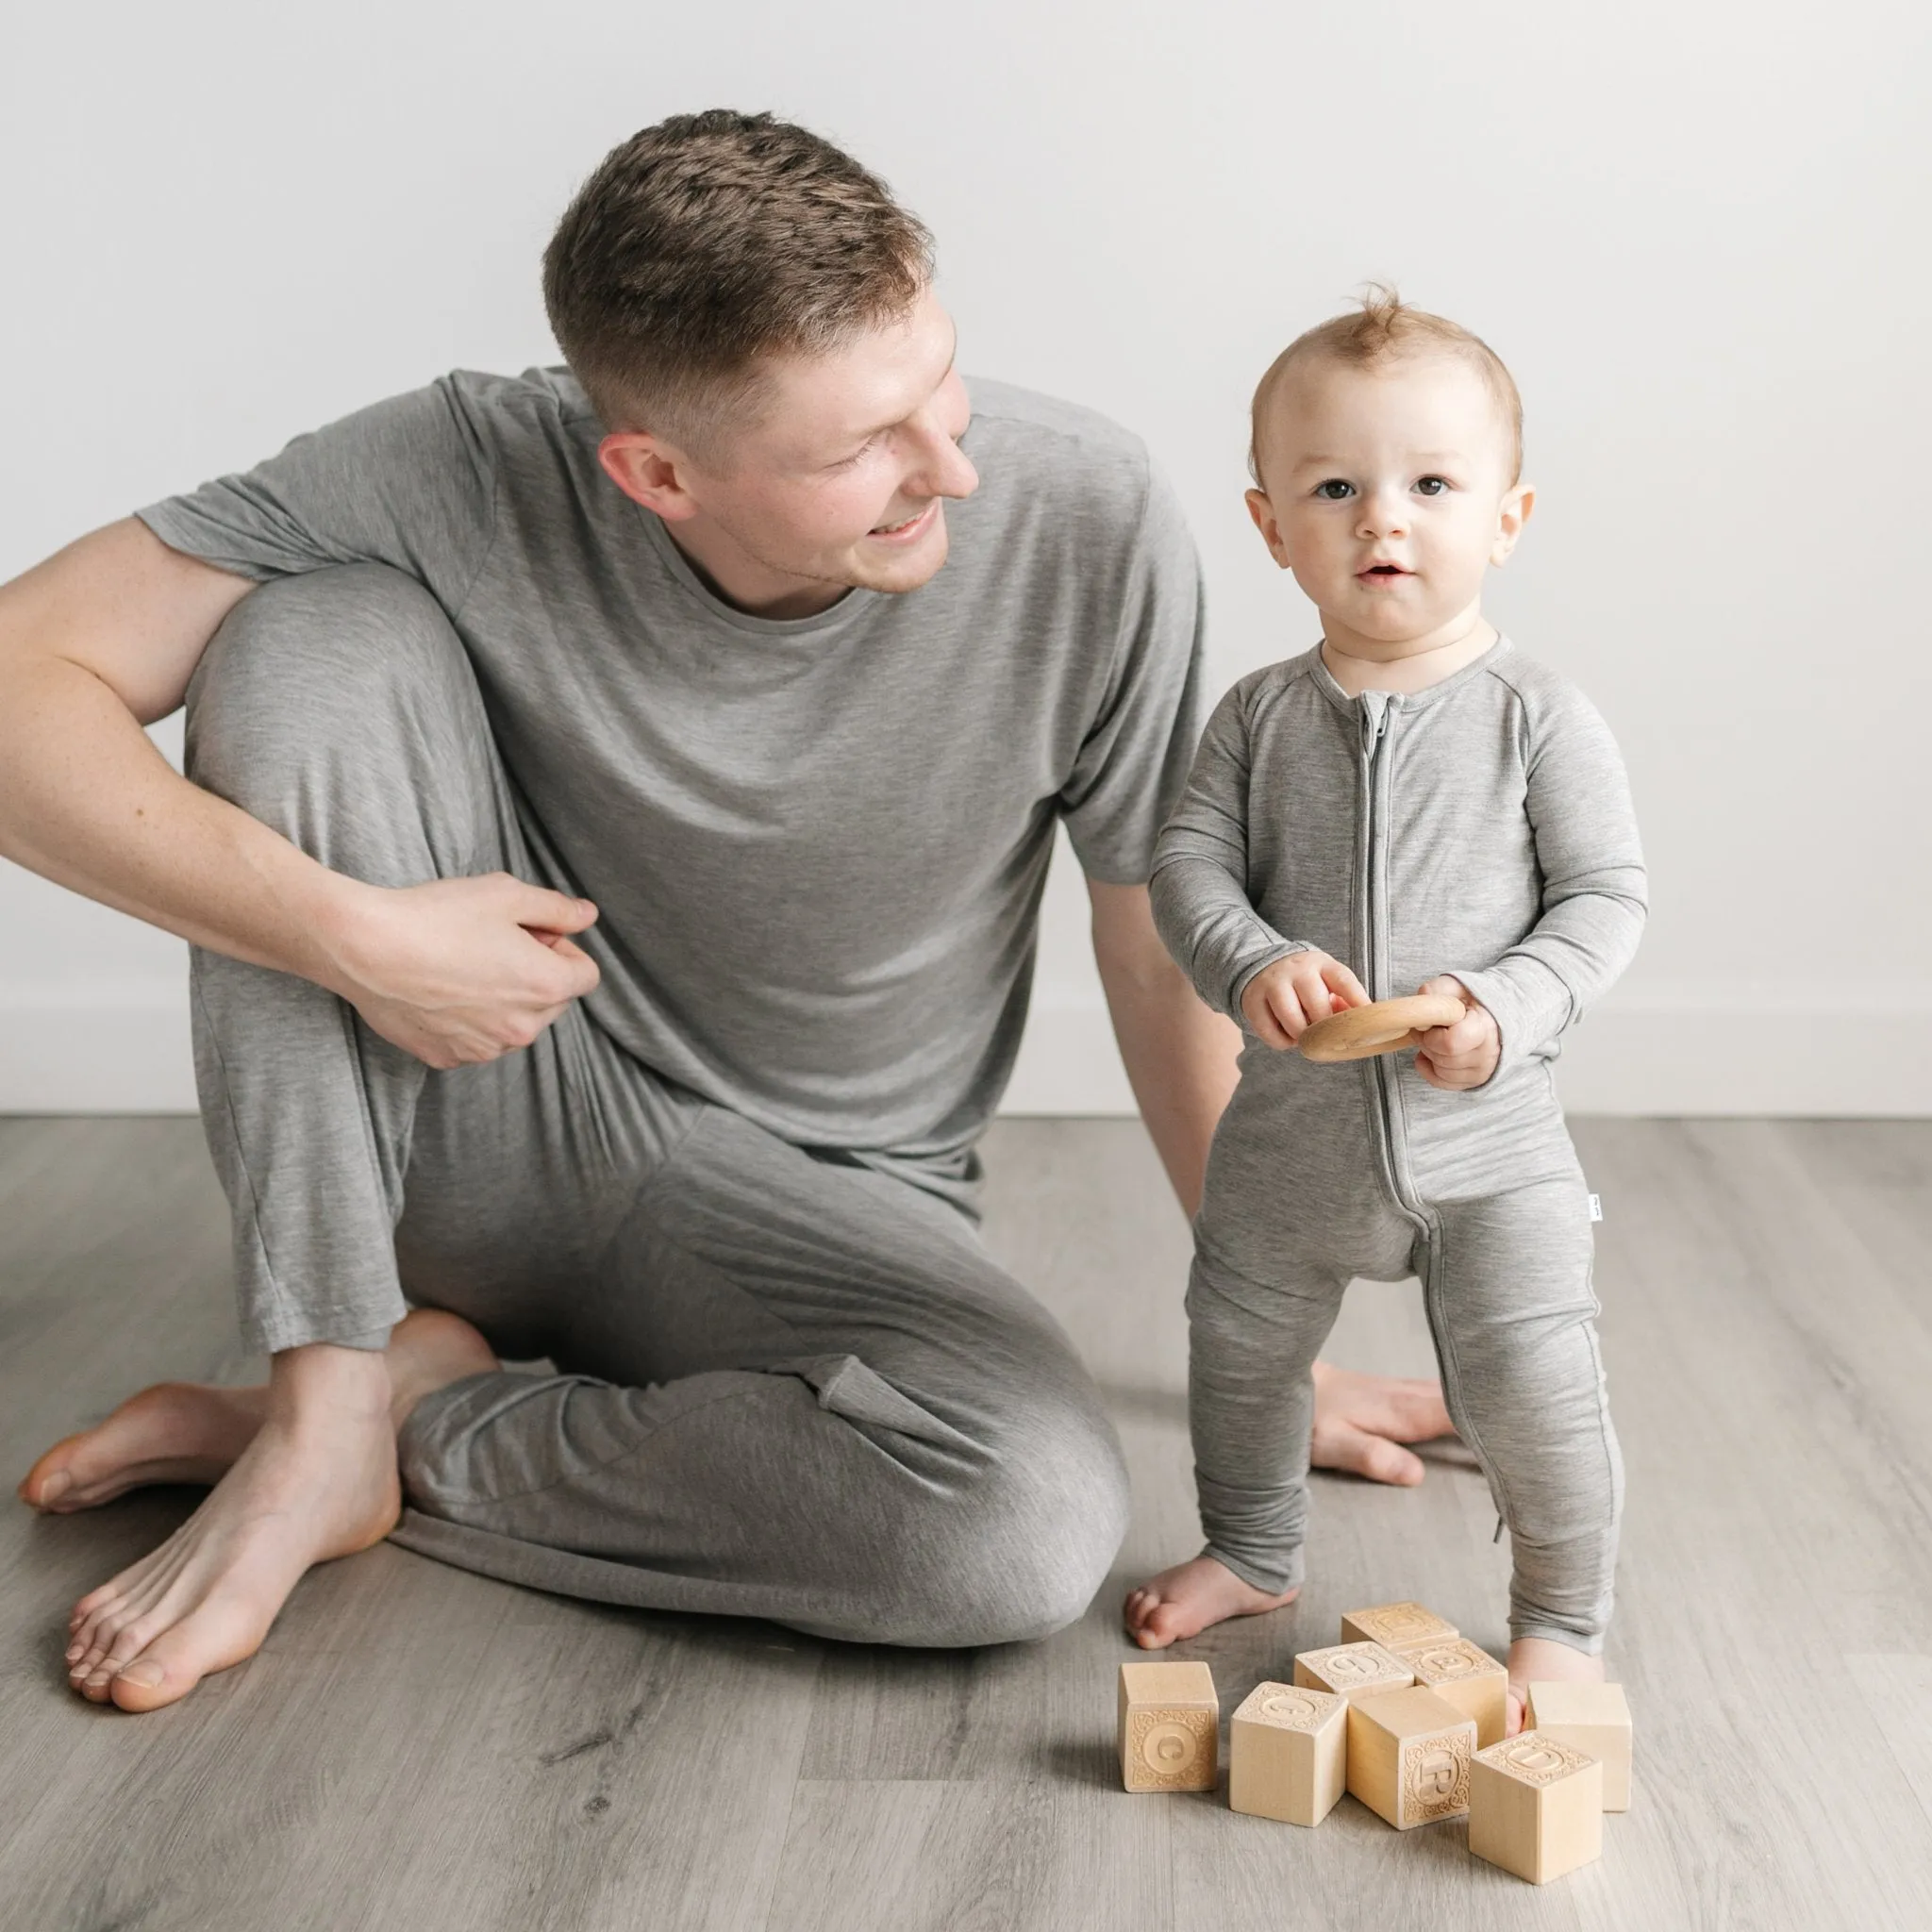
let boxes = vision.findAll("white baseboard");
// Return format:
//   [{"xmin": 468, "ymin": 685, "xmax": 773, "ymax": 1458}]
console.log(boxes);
[
  {"xmin": 1001, "ymin": 991, "xmax": 1932, "ymax": 1118},
  {"xmin": 2, "ymin": 988, "xmax": 1928, "ymax": 1118},
  {"xmin": 0, "ymin": 988, "xmax": 199, "ymax": 1113}
]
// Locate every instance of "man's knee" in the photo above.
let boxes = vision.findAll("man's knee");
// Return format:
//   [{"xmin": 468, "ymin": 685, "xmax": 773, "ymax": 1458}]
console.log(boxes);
[
  {"xmin": 896, "ymin": 1399, "xmax": 1131, "ymax": 1648},
  {"xmin": 183, "ymin": 563, "xmax": 497, "ymax": 881},
  {"xmin": 185, "ymin": 563, "xmax": 473, "ymax": 819}
]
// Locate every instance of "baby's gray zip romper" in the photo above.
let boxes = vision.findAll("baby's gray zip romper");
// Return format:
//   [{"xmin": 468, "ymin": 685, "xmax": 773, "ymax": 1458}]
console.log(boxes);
[{"xmin": 1152, "ymin": 638, "xmax": 1647, "ymax": 1652}]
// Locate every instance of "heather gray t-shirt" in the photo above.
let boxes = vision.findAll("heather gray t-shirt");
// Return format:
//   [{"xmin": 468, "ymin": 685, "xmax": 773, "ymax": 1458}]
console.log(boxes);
[{"xmin": 138, "ymin": 370, "xmax": 1207, "ymax": 1174}]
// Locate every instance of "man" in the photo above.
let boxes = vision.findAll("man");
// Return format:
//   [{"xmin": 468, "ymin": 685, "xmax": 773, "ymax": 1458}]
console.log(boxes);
[{"xmin": 3, "ymin": 110, "xmax": 1449, "ymax": 1713}]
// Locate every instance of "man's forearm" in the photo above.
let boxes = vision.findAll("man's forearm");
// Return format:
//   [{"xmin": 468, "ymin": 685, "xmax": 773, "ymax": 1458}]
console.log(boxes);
[
  {"xmin": 0, "ymin": 651, "xmax": 361, "ymax": 989},
  {"xmin": 1089, "ymin": 879, "xmax": 1240, "ymax": 1219}
]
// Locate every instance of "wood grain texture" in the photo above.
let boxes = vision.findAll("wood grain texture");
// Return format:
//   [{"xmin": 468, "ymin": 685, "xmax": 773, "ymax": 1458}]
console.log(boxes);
[{"xmin": 0, "ymin": 1117, "xmax": 1928, "ymax": 1927}]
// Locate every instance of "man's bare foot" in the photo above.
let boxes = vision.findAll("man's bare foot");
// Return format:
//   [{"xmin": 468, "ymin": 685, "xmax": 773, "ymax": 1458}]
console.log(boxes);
[
  {"xmin": 1309, "ymin": 1360, "xmax": 1454, "ymax": 1487},
  {"xmin": 1506, "ymin": 1635, "xmax": 1604, "ymax": 1736},
  {"xmin": 1124, "ymin": 1555, "xmax": 1298, "ymax": 1650},
  {"xmin": 19, "ymin": 1383, "xmax": 268, "ymax": 1513},
  {"xmin": 47, "ymin": 1308, "xmax": 496, "ymax": 1712}
]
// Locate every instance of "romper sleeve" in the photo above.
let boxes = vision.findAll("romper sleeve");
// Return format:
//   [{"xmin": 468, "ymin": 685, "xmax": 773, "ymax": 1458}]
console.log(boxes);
[
  {"xmin": 1451, "ymin": 682, "xmax": 1648, "ymax": 1076},
  {"xmin": 1148, "ymin": 679, "xmax": 1308, "ymax": 1023}
]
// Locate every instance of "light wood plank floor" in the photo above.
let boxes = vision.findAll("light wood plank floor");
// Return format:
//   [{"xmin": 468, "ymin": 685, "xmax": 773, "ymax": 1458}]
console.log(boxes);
[{"xmin": 1, "ymin": 1117, "xmax": 1927, "ymax": 1929}]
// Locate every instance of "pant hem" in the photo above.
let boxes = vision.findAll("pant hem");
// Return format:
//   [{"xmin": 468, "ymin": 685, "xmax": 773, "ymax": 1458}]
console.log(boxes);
[
  {"xmin": 242, "ymin": 1302, "xmax": 407, "ymax": 1356},
  {"xmin": 1201, "ymin": 1541, "xmax": 1305, "ymax": 1596},
  {"xmin": 1507, "ymin": 1624, "xmax": 1606, "ymax": 1657}
]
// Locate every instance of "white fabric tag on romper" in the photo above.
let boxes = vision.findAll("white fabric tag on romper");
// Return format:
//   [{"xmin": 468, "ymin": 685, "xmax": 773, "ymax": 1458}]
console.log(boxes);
[{"xmin": 1589, "ymin": 1193, "xmax": 1604, "ymax": 1222}]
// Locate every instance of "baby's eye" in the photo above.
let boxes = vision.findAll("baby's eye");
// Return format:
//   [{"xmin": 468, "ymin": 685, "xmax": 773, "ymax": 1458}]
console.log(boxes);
[
  {"xmin": 1414, "ymin": 475, "xmax": 1450, "ymax": 496},
  {"xmin": 1313, "ymin": 478, "xmax": 1355, "ymax": 501}
]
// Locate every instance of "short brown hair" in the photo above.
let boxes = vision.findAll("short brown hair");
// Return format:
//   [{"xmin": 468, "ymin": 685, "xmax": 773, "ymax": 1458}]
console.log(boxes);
[
  {"xmin": 542, "ymin": 109, "xmax": 934, "ymax": 448},
  {"xmin": 1249, "ymin": 284, "xmax": 1524, "ymax": 486}
]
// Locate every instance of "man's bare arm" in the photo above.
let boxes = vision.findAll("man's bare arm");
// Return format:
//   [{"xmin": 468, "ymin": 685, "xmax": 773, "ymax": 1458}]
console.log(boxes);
[
  {"xmin": 0, "ymin": 519, "xmax": 599, "ymax": 1068},
  {"xmin": 0, "ymin": 519, "xmax": 348, "ymax": 971},
  {"xmin": 1087, "ymin": 876, "xmax": 1241, "ymax": 1219}
]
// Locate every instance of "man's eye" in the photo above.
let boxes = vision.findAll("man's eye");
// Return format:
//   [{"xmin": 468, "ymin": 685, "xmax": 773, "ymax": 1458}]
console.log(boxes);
[
  {"xmin": 1313, "ymin": 479, "xmax": 1355, "ymax": 500},
  {"xmin": 1415, "ymin": 475, "xmax": 1450, "ymax": 496}
]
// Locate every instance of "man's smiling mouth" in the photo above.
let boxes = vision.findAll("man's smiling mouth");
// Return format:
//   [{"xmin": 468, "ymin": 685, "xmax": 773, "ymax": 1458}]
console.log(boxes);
[{"xmin": 870, "ymin": 503, "xmax": 937, "ymax": 539}]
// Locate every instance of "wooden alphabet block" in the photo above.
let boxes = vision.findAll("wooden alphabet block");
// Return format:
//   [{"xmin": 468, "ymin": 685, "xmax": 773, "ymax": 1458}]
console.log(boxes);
[
  {"xmin": 1343, "ymin": 1686, "xmax": 1475, "ymax": 1829},
  {"xmin": 1401, "ymin": 1638, "xmax": 1508, "ymax": 1747},
  {"xmin": 1228, "ymin": 1682, "xmax": 1347, "ymax": 1827},
  {"xmin": 1117, "ymin": 1660, "xmax": 1218, "ymax": 1793},
  {"xmin": 1525, "ymin": 1680, "xmax": 1632, "ymax": 1810},
  {"xmin": 1339, "ymin": 1601, "xmax": 1458, "ymax": 1652},
  {"xmin": 1292, "ymin": 1641, "xmax": 1416, "ymax": 1704},
  {"xmin": 1469, "ymin": 1731, "xmax": 1604, "ymax": 1883}
]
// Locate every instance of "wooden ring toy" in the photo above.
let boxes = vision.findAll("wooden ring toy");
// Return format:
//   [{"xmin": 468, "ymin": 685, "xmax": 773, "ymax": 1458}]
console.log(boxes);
[{"xmin": 1298, "ymin": 992, "xmax": 1466, "ymax": 1064}]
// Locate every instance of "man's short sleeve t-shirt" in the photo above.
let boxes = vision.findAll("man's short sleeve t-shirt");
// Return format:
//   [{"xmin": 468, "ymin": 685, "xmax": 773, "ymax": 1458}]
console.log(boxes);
[{"xmin": 137, "ymin": 370, "xmax": 1208, "ymax": 1166}]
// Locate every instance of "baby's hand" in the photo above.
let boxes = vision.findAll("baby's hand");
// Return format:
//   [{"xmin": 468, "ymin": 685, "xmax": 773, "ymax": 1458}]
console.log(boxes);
[
  {"xmin": 1413, "ymin": 975, "xmax": 1500, "ymax": 1090},
  {"xmin": 1241, "ymin": 950, "xmax": 1371, "ymax": 1050}
]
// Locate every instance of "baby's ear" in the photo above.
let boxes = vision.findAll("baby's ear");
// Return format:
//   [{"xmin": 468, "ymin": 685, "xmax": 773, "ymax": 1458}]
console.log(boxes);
[
  {"xmin": 1490, "ymin": 481, "xmax": 1536, "ymax": 566},
  {"xmin": 1244, "ymin": 488, "xmax": 1292, "ymax": 569}
]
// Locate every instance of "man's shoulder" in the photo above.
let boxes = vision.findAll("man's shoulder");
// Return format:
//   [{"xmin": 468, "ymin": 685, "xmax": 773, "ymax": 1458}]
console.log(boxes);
[
  {"xmin": 958, "ymin": 377, "xmax": 1159, "ymax": 534},
  {"xmin": 432, "ymin": 364, "xmax": 598, "ymax": 444}
]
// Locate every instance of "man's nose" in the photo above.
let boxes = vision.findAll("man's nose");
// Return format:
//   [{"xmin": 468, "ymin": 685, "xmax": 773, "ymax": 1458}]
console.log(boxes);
[{"xmin": 908, "ymin": 427, "xmax": 978, "ymax": 503}]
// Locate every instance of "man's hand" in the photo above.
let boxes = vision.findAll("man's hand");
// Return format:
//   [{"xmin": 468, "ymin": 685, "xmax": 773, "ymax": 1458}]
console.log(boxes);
[
  {"xmin": 328, "ymin": 874, "xmax": 602, "ymax": 1069},
  {"xmin": 1239, "ymin": 949, "xmax": 1371, "ymax": 1049},
  {"xmin": 1412, "ymin": 974, "xmax": 1500, "ymax": 1090}
]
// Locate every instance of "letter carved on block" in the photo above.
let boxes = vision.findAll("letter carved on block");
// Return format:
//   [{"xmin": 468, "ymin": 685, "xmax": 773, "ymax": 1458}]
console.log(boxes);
[
  {"xmin": 1403, "ymin": 1730, "xmax": 1474, "ymax": 1822},
  {"xmin": 1255, "ymin": 1690, "xmax": 1325, "ymax": 1729},
  {"xmin": 1491, "ymin": 1735, "xmax": 1592, "ymax": 1786},
  {"xmin": 1130, "ymin": 1709, "xmax": 1216, "ymax": 1788}
]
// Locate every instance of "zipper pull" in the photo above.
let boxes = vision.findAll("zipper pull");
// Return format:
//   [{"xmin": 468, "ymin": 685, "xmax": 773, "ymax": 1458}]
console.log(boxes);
[{"xmin": 1359, "ymin": 691, "xmax": 1390, "ymax": 753}]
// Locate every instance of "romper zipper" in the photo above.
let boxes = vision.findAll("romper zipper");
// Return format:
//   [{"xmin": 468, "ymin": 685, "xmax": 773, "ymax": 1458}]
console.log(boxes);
[{"xmin": 1357, "ymin": 692, "xmax": 1420, "ymax": 1223}]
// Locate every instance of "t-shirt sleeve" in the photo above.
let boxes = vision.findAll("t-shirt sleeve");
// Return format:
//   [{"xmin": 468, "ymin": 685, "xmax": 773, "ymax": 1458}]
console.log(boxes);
[
  {"xmin": 1056, "ymin": 461, "xmax": 1210, "ymax": 884},
  {"xmin": 133, "ymin": 376, "xmax": 498, "ymax": 612}
]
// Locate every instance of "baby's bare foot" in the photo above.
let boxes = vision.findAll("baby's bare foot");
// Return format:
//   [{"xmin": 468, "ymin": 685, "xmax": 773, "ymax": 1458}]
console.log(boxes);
[
  {"xmin": 1123, "ymin": 1555, "xmax": 1298, "ymax": 1650},
  {"xmin": 1506, "ymin": 1635, "xmax": 1604, "ymax": 1735},
  {"xmin": 19, "ymin": 1382, "xmax": 267, "ymax": 1513}
]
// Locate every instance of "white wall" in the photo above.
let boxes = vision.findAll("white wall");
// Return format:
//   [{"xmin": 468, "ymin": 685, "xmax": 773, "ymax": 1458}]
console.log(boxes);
[{"xmin": 3, "ymin": 0, "xmax": 1928, "ymax": 1115}]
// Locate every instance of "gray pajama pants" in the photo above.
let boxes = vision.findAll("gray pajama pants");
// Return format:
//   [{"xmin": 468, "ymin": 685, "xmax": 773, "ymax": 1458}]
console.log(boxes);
[
  {"xmin": 180, "ymin": 564, "xmax": 1130, "ymax": 1647},
  {"xmin": 1190, "ymin": 1053, "xmax": 1621, "ymax": 1653}
]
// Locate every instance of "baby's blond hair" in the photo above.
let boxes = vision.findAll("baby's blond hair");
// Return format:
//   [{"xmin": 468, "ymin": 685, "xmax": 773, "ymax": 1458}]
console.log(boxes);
[{"xmin": 1249, "ymin": 285, "xmax": 1524, "ymax": 487}]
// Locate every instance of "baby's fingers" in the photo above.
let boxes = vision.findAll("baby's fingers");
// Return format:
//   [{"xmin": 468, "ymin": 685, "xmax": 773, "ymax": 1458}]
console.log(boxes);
[
  {"xmin": 1437, "ymin": 1013, "xmax": 1490, "ymax": 1058},
  {"xmin": 1323, "ymin": 961, "xmax": 1372, "ymax": 1008},
  {"xmin": 1292, "ymin": 972, "xmax": 1336, "ymax": 1024},
  {"xmin": 1267, "ymin": 982, "xmax": 1310, "ymax": 1044}
]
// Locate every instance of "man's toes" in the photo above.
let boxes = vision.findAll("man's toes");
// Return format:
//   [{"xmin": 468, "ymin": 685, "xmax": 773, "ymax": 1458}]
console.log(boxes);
[
  {"xmin": 20, "ymin": 1458, "xmax": 77, "ymax": 1509},
  {"xmin": 108, "ymin": 1639, "xmax": 204, "ymax": 1713},
  {"xmin": 1318, "ymin": 1420, "xmax": 1426, "ymax": 1486},
  {"xmin": 108, "ymin": 1608, "xmax": 254, "ymax": 1713},
  {"xmin": 1393, "ymin": 1386, "xmax": 1454, "ymax": 1441}
]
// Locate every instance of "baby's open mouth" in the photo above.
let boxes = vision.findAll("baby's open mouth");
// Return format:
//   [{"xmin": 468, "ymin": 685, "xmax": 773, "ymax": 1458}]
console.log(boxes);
[{"xmin": 1360, "ymin": 563, "xmax": 1409, "ymax": 576}]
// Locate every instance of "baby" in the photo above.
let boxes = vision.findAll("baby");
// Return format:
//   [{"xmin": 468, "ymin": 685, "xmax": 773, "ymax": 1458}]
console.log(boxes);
[{"xmin": 1124, "ymin": 291, "xmax": 1646, "ymax": 1724}]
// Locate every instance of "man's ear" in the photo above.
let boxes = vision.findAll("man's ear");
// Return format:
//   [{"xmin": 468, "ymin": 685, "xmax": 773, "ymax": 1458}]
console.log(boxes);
[
  {"xmin": 1491, "ymin": 481, "xmax": 1535, "ymax": 566},
  {"xmin": 599, "ymin": 432, "xmax": 701, "ymax": 522},
  {"xmin": 1245, "ymin": 488, "xmax": 1292, "ymax": 570}
]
